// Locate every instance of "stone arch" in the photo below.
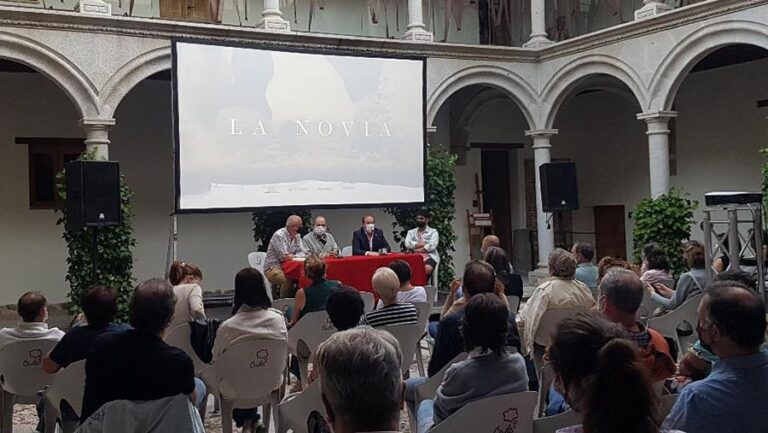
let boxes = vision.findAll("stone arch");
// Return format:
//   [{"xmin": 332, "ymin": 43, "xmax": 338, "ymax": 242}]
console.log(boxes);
[
  {"xmin": 539, "ymin": 54, "xmax": 648, "ymax": 129},
  {"xmin": 0, "ymin": 31, "xmax": 98, "ymax": 118},
  {"xmin": 99, "ymin": 46, "xmax": 172, "ymax": 119},
  {"xmin": 649, "ymin": 20, "xmax": 768, "ymax": 111},
  {"xmin": 427, "ymin": 65, "xmax": 538, "ymax": 130}
]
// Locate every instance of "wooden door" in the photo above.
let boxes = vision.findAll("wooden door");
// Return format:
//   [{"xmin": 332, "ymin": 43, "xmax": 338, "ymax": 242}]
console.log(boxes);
[
  {"xmin": 594, "ymin": 205, "xmax": 627, "ymax": 259},
  {"xmin": 481, "ymin": 150, "xmax": 512, "ymax": 253}
]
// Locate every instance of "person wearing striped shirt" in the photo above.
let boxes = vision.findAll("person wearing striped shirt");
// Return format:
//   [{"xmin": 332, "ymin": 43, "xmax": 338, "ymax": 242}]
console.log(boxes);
[{"xmin": 360, "ymin": 267, "xmax": 418, "ymax": 328}]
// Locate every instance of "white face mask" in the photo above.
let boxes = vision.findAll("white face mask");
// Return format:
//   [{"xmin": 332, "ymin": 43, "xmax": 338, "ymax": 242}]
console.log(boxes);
[
  {"xmin": 365, "ymin": 223, "xmax": 375, "ymax": 233},
  {"xmin": 314, "ymin": 226, "xmax": 326, "ymax": 236}
]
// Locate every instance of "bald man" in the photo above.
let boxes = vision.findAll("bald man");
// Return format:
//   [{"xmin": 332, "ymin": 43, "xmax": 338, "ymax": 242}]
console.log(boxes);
[
  {"xmin": 265, "ymin": 215, "xmax": 309, "ymax": 298},
  {"xmin": 480, "ymin": 235, "xmax": 513, "ymax": 273}
]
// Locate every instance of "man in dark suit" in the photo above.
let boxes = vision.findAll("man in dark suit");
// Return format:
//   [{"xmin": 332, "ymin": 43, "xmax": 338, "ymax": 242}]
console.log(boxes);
[{"xmin": 352, "ymin": 214, "xmax": 391, "ymax": 256}]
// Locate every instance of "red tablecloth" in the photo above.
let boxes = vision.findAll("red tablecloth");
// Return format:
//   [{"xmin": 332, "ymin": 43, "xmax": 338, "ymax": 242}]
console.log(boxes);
[{"xmin": 282, "ymin": 253, "xmax": 427, "ymax": 293}]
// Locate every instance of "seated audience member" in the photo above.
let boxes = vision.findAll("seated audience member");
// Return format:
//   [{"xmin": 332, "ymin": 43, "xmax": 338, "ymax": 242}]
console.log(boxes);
[
  {"xmin": 548, "ymin": 312, "xmax": 676, "ymax": 433},
  {"xmin": 599, "ymin": 269, "xmax": 676, "ymax": 381},
  {"xmin": 43, "ymin": 285, "xmax": 130, "ymax": 374},
  {"xmin": 81, "ymin": 279, "xmax": 205, "ymax": 423},
  {"xmin": 480, "ymin": 235, "xmax": 504, "ymax": 263},
  {"xmin": 360, "ymin": 268, "xmax": 417, "ymax": 327},
  {"xmin": 290, "ymin": 256, "xmax": 341, "ymax": 327},
  {"xmin": 416, "ymin": 294, "xmax": 529, "ymax": 433},
  {"xmin": 206, "ymin": 268, "xmax": 286, "ymax": 433},
  {"xmin": 0, "ymin": 292, "xmax": 64, "ymax": 352},
  {"xmin": 428, "ymin": 261, "xmax": 520, "ymax": 376},
  {"xmin": 484, "ymin": 246, "xmax": 523, "ymax": 298},
  {"xmin": 572, "ymin": 242, "xmax": 599, "ymax": 296},
  {"xmin": 265, "ymin": 215, "xmax": 309, "ymax": 298},
  {"xmin": 517, "ymin": 249, "xmax": 596, "ymax": 355},
  {"xmin": 168, "ymin": 260, "xmax": 206, "ymax": 327},
  {"xmin": 315, "ymin": 327, "xmax": 404, "ymax": 433},
  {"xmin": 640, "ymin": 243, "xmax": 675, "ymax": 289},
  {"xmin": 376, "ymin": 260, "xmax": 428, "ymax": 309},
  {"xmin": 662, "ymin": 282, "xmax": 768, "ymax": 433},
  {"xmin": 303, "ymin": 216, "xmax": 339, "ymax": 258},
  {"xmin": 404, "ymin": 210, "xmax": 439, "ymax": 277},
  {"xmin": 596, "ymin": 257, "xmax": 635, "ymax": 286},
  {"xmin": 650, "ymin": 240, "xmax": 710, "ymax": 310},
  {"xmin": 352, "ymin": 214, "xmax": 391, "ymax": 256},
  {"xmin": 325, "ymin": 287, "xmax": 365, "ymax": 331}
]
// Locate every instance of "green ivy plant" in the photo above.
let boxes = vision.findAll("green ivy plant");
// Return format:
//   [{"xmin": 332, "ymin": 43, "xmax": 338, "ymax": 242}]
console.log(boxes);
[
  {"xmin": 632, "ymin": 188, "xmax": 698, "ymax": 277},
  {"xmin": 55, "ymin": 149, "xmax": 136, "ymax": 322},
  {"xmin": 385, "ymin": 149, "xmax": 458, "ymax": 289},
  {"xmin": 251, "ymin": 210, "xmax": 312, "ymax": 252},
  {"xmin": 760, "ymin": 147, "xmax": 768, "ymax": 217}
]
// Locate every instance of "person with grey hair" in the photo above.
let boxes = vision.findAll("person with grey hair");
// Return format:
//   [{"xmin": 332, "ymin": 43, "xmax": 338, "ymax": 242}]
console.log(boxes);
[
  {"xmin": 302, "ymin": 215, "xmax": 339, "ymax": 258},
  {"xmin": 517, "ymin": 248, "xmax": 595, "ymax": 355},
  {"xmin": 315, "ymin": 327, "xmax": 404, "ymax": 433},
  {"xmin": 265, "ymin": 215, "xmax": 309, "ymax": 298},
  {"xmin": 360, "ymin": 267, "xmax": 417, "ymax": 327}
]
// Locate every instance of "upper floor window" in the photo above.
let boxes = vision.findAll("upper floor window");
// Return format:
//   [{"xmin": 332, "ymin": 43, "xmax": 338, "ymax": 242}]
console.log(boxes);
[{"xmin": 19, "ymin": 138, "xmax": 85, "ymax": 209}]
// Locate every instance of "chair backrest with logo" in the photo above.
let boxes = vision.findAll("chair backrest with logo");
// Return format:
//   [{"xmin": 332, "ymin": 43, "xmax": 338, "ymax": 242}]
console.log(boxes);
[
  {"xmin": 431, "ymin": 391, "xmax": 537, "ymax": 433},
  {"xmin": 0, "ymin": 338, "xmax": 59, "ymax": 396},
  {"xmin": 218, "ymin": 338, "xmax": 288, "ymax": 399}
]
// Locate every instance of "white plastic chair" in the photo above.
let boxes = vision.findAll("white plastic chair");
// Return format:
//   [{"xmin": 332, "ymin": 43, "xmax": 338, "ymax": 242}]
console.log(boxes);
[
  {"xmin": 164, "ymin": 323, "xmax": 208, "ymax": 374},
  {"xmin": 382, "ymin": 321, "xmax": 424, "ymax": 377},
  {"xmin": 272, "ymin": 298, "xmax": 295, "ymax": 319},
  {"xmin": 506, "ymin": 295, "xmax": 521, "ymax": 313},
  {"xmin": 533, "ymin": 409, "xmax": 582, "ymax": 433},
  {"xmin": 647, "ymin": 294, "xmax": 704, "ymax": 360},
  {"xmin": 287, "ymin": 311, "xmax": 336, "ymax": 387},
  {"xmin": 360, "ymin": 292, "xmax": 375, "ymax": 312},
  {"xmin": 424, "ymin": 285, "xmax": 438, "ymax": 305},
  {"xmin": 276, "ymin": 380, "xmax": 324, "ymax": 433},
  {"xmin": 43, "ymin": 360, "xmax": 86, "ymax": 433},
  {"xmin": 407, "ymin": 352, "xmax": 469, "ymax": 433},
  {"xmin": 411, "ymin": 302, "xmax": 433, "ymax": 376},
  {"xmin": 430, "ymin": 391, "xmax": 537, "ymax": 433},
  {"xmin": 248, "ymin": 251, "xmax": 272, "ymax": 299},
  {"xmin": 430, "ymin": 260, "xmax": 440, "ymax": 287},
  {"xmin": 208, "ymin": 338, "xmax": 288, "ymax": 433},
  {"xmin": 532, "ymin": 307, "xmax": 589, "ymax": 417},
  {"xmin": 0, "ymin": 338, "xmax": 59, "ymax": 433},
  {"xmin": 340, "ymin": 246, "xmax": 353, "ymax": 257},
  {"xmin": 637, "ymin": 286, "xmax": 664, "ymax": 323}
]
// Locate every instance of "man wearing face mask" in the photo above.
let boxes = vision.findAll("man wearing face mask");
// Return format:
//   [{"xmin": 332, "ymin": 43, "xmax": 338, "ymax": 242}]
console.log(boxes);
[
  {"xmin": 352, "ymin": 214, "xmax": 391, "ymax": 256},
  {"xmin": 663, "ymin": 281, "xmax": 768, "ymax": 433},
  {"xmin": 405, "ymin": 210, "xmax": 439, "ymax": 277},
  {"xmin": 303, "ymin": 216, "xmax": 339, "ymax": 258}
]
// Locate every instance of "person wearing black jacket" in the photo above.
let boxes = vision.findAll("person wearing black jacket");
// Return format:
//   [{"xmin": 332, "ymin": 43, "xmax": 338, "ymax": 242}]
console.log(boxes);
[{"xmin": 352, "ymin": 214, "xmax": 391, "ymax": 256}]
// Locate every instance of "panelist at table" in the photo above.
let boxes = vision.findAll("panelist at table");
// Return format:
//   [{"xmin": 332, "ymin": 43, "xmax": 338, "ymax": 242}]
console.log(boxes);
[
  {"xmin": 265, "ymin": 215, "xmax": 308, "ymax": 298},
  {"xmin": 302, "ymin": 216, "xmax": 339, "ymax": 258},
  {"xmin": 352, "ymin": 214, "xmax": 392, "ymax": 256}
]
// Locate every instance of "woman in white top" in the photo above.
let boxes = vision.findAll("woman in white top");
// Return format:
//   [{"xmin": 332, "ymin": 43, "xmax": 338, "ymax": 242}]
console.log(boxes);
[
  {"xmin": 205, "ymin": 268, "xmax": 287, "ymax": 433},
  {"xmin": 168, "ymin": 261, "xmax": 206, "ymax": 327},
  {"xmin": 375, "ymin": 259, "xmax": 428, "ymax": 309}
]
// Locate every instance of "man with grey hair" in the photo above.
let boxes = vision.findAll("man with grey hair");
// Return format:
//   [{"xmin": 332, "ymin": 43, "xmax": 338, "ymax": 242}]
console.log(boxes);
[
  {"xmin": 302, "ymin": 215, "xmax": 339, "ymax": 258},
  {"xmin": 265, "ymin": 215, "xmax": 309, "ymax": 298},
  {"xmin": 315, "ymin": 327, "xmax": 404, "ymax": 433}
]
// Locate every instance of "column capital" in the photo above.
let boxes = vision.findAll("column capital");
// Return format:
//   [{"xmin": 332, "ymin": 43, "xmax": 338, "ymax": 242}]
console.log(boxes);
[
  {"xmin": 80, "ymin": 117, "xmax": 116, "ymax": 130},
  {"xmin": 525, "ymin": 128, "xmax": 558, "ymax": 138},
  {"xmin": 636, "ymin": 111, "xmax": 678, "ymax": 123}
]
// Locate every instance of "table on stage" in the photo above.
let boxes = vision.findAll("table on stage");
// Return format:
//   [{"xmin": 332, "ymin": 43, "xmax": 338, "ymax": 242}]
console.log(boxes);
[{"xmin": 281, "ymin": 253, "xmax": 428, "ymax": 293}]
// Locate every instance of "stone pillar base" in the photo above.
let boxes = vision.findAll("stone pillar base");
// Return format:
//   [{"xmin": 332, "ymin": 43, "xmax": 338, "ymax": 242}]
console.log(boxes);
[
  {"xmin": 634, "ymin": 2, "xmax": 672, "ymax": 21},
  {"xmin": 257, "ymin": 16, "xmax": 290, "ymax": 32},
  {"xmin": 527, "ymin": 267, "xmax": 550, "ymax": 289},
  {"xmin": 401, "ymin": 29, "xmax": 434, "ymax": 42},
  {"xmin": 76, "ymin": 0, "xmax": 111, "ymax": 16},
  {"xmin": 523, "ymin": 35, "xmax": 554, "ymax": 49}
]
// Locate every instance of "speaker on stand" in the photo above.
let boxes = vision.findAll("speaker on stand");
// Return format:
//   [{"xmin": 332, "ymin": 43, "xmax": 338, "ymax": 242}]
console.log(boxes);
[
  {"xmin": 65, "ymin": 160, "xmax": 122, "ymax": 284},
  {"xmin": 539, "ymin": 162, "xmax": 579, "ymax": 248}
]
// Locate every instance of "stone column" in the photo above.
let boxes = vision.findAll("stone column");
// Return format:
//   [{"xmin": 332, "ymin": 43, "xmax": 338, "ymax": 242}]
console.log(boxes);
[
  {"xmin": 635, "ymin": 0, "xmax": 672, "ymax": 21},
  {"xmin": 81, "ymin": 118, "xmax": 115, "ymax": 160},
  {"xmin": 526, "ymin": 129, "xmax": 558, "ymax": 268},
  {"xmin": 402, "ymin": 0, "xmax": 433, "ymax": 41},
  {"xmin": 637, "ymin": 111, "xmax": 677, "ymax": 198},
  {"xmin": 523, "ymin": 0, "xmax": 553, "ymax": 48},
  {"xmin": 257, "ymin": 0, "xmax": 290, "ymax": 31}
]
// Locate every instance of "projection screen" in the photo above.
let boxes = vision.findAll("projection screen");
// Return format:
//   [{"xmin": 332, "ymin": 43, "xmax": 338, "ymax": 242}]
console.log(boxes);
[{"xmin": 173, "ymin": 41, "xmax": 426, "ymax": 212}]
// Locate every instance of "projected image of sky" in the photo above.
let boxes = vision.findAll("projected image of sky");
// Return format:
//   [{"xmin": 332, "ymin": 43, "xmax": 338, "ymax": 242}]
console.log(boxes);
[{"xmin": 174, "ymin": 42, "xmax": 425, "ymax": 211}]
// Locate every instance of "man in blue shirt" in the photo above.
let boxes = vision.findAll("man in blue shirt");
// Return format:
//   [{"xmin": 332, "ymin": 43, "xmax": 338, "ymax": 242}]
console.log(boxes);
[
  {"xmin": 663, "ymin": 281, "xmax": 768, "ymax": 433},
  {"xmin": 572, "ymin": 242, "xmax": 598, "ymax": 296}
]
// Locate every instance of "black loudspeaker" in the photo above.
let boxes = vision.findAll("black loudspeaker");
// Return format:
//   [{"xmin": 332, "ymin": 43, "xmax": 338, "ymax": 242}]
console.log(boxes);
[
  {"xmin": 65, "ymin": 161, "xmax": 122, "ymax": 232},
  {"xmin": 539, "ymin": 162, "xmax": 579, "ymax": 212}
]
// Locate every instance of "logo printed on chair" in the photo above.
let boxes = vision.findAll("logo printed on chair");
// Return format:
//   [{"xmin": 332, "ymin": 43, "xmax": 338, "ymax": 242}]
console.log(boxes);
[
  {"xmin": 249, "ymin": 349, "xmax": 269, "ymax": 368},
  {"xmin": 322, "ymin": 317, "xmax": 335, "ymax": 332},
  {"xmin": 492, "ymin": 407, "xmax": 519, "ymax": 433},
  {"xmin": 22, "ymin": 349, "xmax": 43, "ymax": 367}
]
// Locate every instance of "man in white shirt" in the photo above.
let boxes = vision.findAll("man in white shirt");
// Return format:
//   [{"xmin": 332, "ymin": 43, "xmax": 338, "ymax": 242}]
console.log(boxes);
[
  {"xmin": 264, "ymin": 215, "xmax": 309, "ymax": 298},
  {"xmin": 405, "ymin": 210, "xmax": 439, "ymax": 277},
  {"xmin": 0, "ymin": 291, "xmax": 64, "ymax": 353}
]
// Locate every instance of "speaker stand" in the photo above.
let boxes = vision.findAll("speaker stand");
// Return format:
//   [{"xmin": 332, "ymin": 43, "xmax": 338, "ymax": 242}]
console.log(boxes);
[{"xmin": 91, "ymin": 227, "xmax": 99, "ymax": 285}]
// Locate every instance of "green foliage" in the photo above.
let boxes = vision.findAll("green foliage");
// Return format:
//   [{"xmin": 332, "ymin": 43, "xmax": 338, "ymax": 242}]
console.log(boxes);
[
  {"xmin": 385, "ymin": 149, "xmax": 458, "ymax": 289},
  {"xmin": 760, "ymin": 147, "xmax": 768, "ymax": 216},
  {"xmin": 251, "ymin": 210, "xmax": 312, "ymax": 251},
  {"xmin": 632, "ymin": 188, "xmax": 698, "ymax": 277},
  {"xmin": 55, "ymin": 150, "xmax": 136, "ymax": 322}
]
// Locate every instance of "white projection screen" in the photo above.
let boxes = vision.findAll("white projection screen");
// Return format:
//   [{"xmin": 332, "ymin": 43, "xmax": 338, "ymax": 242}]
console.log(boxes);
[{"xmin": 172, "ymin": 41, "xmax": 426, "ymax": 212}]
